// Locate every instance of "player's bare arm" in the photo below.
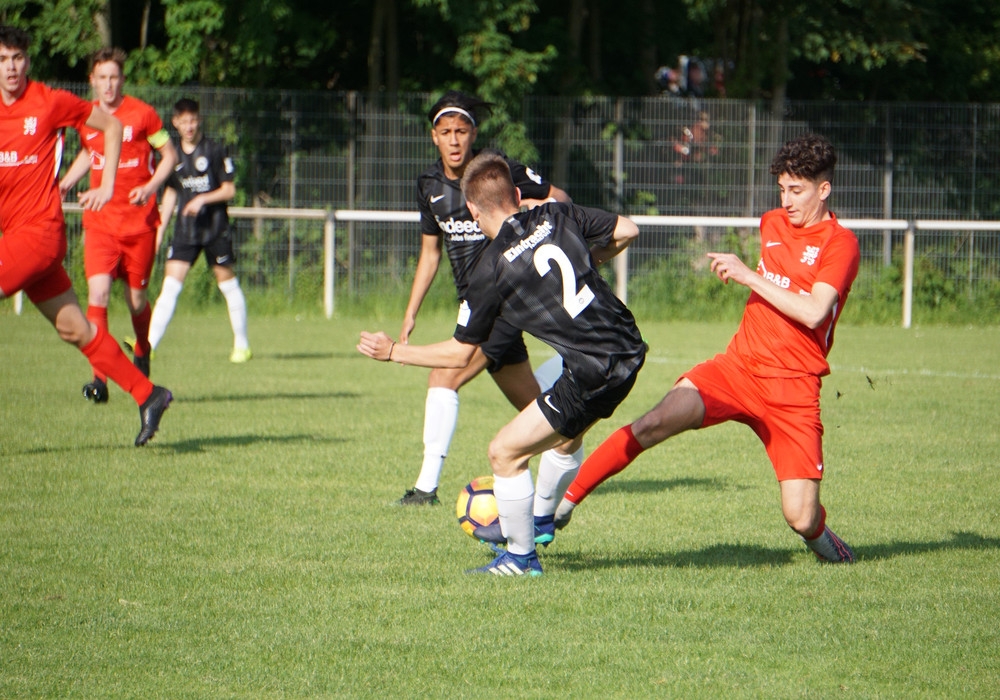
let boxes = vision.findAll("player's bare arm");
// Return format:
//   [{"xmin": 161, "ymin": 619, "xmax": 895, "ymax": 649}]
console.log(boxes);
[
  {"xmin": 520, "ymin": 183, "xmax": 573, "ymax": 209},
  {"xmin": 155, "ymin": 187, "xmax": 178, "ymax": 249},
  {"xmin": 400, "ymin": 234, "xmax": 443, "ymax": 343},
  {"xmin": 59, "ymin": 148, "xmax": 91, "ymax": 197},
  {"xmin": 707, "ymin": 252, "xmax": 840, "ymax": 329},
  {"xmin": 181, "ymin": 180, "xmax": 235, "ymax": 217},
  {"xmin": 77, "ymin": 107, "xmax": 122, "ymax": 211},
  {"xmin": 130, "ymin": 139, "xmax": 178, "ymax": 206},
  {"xmin": 358, "ymin": 331, "xmax": 477, "ymax": 369},
  {"xmin": 591, "ymin": 215, "xmax": 639, "ymax": 264}
]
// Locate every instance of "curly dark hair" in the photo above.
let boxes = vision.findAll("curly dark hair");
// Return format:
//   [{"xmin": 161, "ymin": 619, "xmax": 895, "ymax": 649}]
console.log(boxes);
[
  {"xmin": 769, "ymin": 133, "xmax": 837, "ymax": 183},
  {"xmin": 427, "ymin": 90, "xmax": 493, "ymax": 127},
  {"xmin": 0, "ymin": 25, "xmax": 30, "ymax": 52}
]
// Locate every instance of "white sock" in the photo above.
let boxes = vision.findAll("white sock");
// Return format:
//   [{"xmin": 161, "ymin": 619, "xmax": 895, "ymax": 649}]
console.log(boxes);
[
  {"xmin": 493, "ymin": 470, "xmax": 535, "ymax": 556},
  {"xmin": 533, "ymin": 354, "xmax": 564, "ymax": 392},
  {"xmin": 533, "ymin": 446, "xmax": 583, "ymax": 517},
  {"xmin": 413, "ymin": 388, "xmax": 459, "ymax": 493},
  {"xmin": 148, "ymin": 276, "xmax": 183, "ymax": 350},
  {"xmin": 218, "ymin": 277, "xmax": 249, "ymax": 350}
]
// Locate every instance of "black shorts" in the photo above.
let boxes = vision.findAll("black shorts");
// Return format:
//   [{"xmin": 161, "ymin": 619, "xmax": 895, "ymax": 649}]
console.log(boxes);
[
  {"xmin": 166, "ymin": 224, "xmax": 237, "ymax": 268},
  {"xmin": 480, "ymin": 316, "xmax": 529, "ymax": 374},
  {"xmin": 536, "ymin": 357, "xmax": 644, "ymax": 439}
]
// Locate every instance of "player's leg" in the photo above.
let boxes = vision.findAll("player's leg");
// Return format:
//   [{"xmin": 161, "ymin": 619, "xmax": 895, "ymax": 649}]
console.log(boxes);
[
  {"xmin": 779, "ymin": 479, "xmax": 854, "ymax": 563},
  {"xmin": 555, "ymin": 378, "xmax": 705, "ymax": 527},
  {"xmin": 82, "ymin": 272, "xmax": 114, "ymax": 402},
  {"xmin": 213, "ymin": 264, "xmax": 251, "ymax": 362},
  {"xmin": 34, "ymin": 288, "xmax": 172, "ymax": 446},
  {"xmin": 148, "ymin": 259, "xmax": 191, "ymax": 351},
  {"xmin": 126, "ymin": 284, "xmax": 152, "ymax": 376},
  {"xmin": 122, "ymin": 229, "xmax": 157, "ymax": 376},
  {"xmin": 401, "ymin": 352, "xmax": 489, "ymax": 505}
]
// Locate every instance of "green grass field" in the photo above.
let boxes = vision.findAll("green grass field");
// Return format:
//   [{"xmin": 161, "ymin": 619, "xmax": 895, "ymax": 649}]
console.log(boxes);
[{"xmin": 2, "ymin": 308, "xmax": 998, "ymax": 698}]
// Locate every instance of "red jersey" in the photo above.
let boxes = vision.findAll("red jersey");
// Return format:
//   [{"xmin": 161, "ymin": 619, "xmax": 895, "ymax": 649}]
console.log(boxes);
[
  {"xmin": 727, "ymin": 208, "xmax": 859, "ymax": 378},
  {"xmin": 0, "ymin": 80, "xmax": 92, "ymax": 242},
  {"xmin": 79, "ymin": 94, "xmax": 169, "ymax": 235}
]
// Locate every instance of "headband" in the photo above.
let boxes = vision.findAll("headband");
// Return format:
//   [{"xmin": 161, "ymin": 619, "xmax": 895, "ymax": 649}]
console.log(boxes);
[{"xmin": 432, "ymin": 107, "xmax": 476, "ymax": 127}]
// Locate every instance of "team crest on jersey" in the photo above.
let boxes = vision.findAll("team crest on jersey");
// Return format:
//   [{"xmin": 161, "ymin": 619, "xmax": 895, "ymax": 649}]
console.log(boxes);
[
  {"xmin": 23, "ymin": 117, "xmax": 37, "ymax": 136},
  {"xmin": 195, "ymin": 155, "xmax": 209, "ymax": 172},
  {"xmin": 800, "ymin": 245, "xmax": 820, "ymax": 266},
  {"xmin": 123, "ymin": 125, "xmax": 133, "ymax": 142}
]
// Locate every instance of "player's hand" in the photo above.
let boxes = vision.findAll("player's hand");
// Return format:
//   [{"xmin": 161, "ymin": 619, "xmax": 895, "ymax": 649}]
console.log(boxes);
[
  {"xmin": 357, "ymin": 331, "xmax": 396, "ymax": 362},
  {"xmin": 78, "ymin": 185, "xmax": 114, "ymax": 211},
  {"xmin": 707, "ymin": 252, "xmax": 752, "ymax": 286},
  {"xmin": 129, "ymin": 185, "xmax": 153, "ymax": 206},
  {"xmin": 181, "ymin": 196, "xmax": 204, "ymax": 217},
  {"xmin": 399, "ymin": 317, "xmax": 416, "ymax": 344}
]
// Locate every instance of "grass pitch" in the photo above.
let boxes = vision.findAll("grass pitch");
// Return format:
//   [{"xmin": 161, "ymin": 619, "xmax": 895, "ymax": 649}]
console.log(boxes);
[{"xmin": 1, "ymin": 308, "xmax": 998, "ymax": 698}]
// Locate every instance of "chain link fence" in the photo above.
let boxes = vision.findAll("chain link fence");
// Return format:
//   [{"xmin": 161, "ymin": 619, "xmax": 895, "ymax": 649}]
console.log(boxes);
[{"xmin": 52, "ymin": 86, "xmax": 1000, "ymax": 322}]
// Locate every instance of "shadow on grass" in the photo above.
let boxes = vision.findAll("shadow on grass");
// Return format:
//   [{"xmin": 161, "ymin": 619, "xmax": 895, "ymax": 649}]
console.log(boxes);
[
  {"xmin": 550, "ymin": 531, "xmax": 1000, "ymax": 570},
  {"xmin": 552, "ymin": 543, "xmax": 797, "ymax": 570},
  {"xmin": 177, "ymin": 391, "xmax": 360, "ymax": 403},
  {"xmin": 593, "ymin": 476, "xmax": 752, "ymax": 496},
  {"xmin": 855, "ymin": 531, "xmax": 1000, "ymax": 561},
  {"xmin": 162, "ymin": 433, "xmax": 348, "ymax": 455}
]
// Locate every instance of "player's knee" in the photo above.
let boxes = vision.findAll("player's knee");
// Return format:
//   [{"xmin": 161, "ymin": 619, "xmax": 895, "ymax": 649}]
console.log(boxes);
[{"xmin": 486, "ymin": 439, "xmax": 518, "ymax": 478}]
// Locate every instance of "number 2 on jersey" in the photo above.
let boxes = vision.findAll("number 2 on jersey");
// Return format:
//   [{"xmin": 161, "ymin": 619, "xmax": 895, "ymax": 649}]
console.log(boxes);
[{"xmin": 533, "ymin": 243, "xmax": 595, "ymax": 319}]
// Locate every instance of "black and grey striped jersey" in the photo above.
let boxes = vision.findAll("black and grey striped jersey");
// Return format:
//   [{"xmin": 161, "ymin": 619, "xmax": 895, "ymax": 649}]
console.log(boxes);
[
  {"xmin": 416, "ymin": 152, "xmax": 553, "ymax": 298},
  {"xmin": 454, "ymin": 202, "xmax": 645, "ymax": 397},
  {"xmin": 167, "ymin": 137, "xmax": 234, "ymax": 238}
]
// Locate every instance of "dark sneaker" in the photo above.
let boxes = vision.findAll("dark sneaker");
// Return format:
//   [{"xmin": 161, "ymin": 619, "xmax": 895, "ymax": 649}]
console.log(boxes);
[
  {"xmin": 466, "ymin": 550, "xmax": 543, "ymax": 576},
  {"xmin": 473, "ymin": 521, "xmax": 505, "ymax": 545},
  {"xmin": 82, "ymin": 378, "xmax": 109, "ymax": 404},
  {"xmin": 534, "ymin": 514, "xmax": 556, "ymax": 547},
  {"xmin": 135, "ymin": 386, "xmax": 172, "ymax": 446},
  {"xmin": 133, "ymin": 354, "xmax": 150, "ymax": 378},
  {"xmin": 398, "ymin": 487, "xmax": 440, "ymax": 506},
  {"xmin": 553, "ymin": 498, "xmax": 576, "ymax": 530}
]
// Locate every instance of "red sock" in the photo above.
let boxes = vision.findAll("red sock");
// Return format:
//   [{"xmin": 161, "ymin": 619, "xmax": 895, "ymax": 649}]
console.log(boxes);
[
  {"xmin": 563, "ymin": 424, "xmax": 646, "ymax": 505},
  {"xmin": 131, "ymin": 301, "xmax": 151, "ymax": 357},
  {"xmin": 804, "ymin": 506, "xmax": 827, "ymax": 540},
  {"xmin": 81, "ymin": 324, "xmax": 153, "ymax": 405},
  {"xmin": 86, "ymin": 305, "xmax": 109, "ymax": 382}
]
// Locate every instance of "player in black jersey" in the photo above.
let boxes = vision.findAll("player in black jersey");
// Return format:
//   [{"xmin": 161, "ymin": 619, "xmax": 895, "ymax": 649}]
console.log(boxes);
[
  {"xmin": 359, "ymin": 151, "xmax": 645, "ymax": 575},
  {"xmin": 399, "ymin": 90, "xmax": 579, "ymax": 520},
  {"xmin": 146, "ymin": 98, "xmax": 252, "ymax": 364}
]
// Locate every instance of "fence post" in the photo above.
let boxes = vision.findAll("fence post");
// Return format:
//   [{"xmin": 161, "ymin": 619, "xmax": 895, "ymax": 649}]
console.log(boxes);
[
  {"xmin": 902, "ymin": 223, "xmax": 914, "ymax": 329},
  {"xmin": 325, "ymin": 212, "xmax": 336, "ymax": 319}
]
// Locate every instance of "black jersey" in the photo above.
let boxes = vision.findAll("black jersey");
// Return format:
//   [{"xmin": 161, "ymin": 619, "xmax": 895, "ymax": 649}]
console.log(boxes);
[
  {"xmin": 167, "ymin": 136, "xmax": 235, "ymax": 238},
  {"xmin": 416, "ymin": 151, "xmax": 552, "ymax": 298},
  {"xmin": 455, "ymin": 202, "xmax": 645, "ymax": 397}
]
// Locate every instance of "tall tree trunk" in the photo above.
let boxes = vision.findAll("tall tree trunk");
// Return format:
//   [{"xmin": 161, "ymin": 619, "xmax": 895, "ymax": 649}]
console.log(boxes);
[
  {"xmin": 368, "ymin": 0, "xmax": 386, "ymax": 93},
  {"xmin": 93, "ymin": 0, "xmax": 111, "ymax": 47}
]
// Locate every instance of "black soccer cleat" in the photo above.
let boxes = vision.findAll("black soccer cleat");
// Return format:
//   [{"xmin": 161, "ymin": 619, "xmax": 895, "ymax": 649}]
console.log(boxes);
[
  {"xmin": 82, "ymin": 378, "xmax": 109, "ymax": 404},
  {"xmin": 135, "ymin": 386, "xmax": 172, "ymax": 447},
  {"xmin": 397, "ymin": 487, "xmax": 440, "ymax": 506},
  {"xmin": 133, "ymin": 354, "xmax": 150, "ymax": 378}
]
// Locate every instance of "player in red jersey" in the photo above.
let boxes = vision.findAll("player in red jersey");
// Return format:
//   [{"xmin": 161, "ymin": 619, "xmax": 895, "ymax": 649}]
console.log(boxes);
[
  {"xmin": 59, "ymin": 47, "xmax": 178, "ymax": 401},
  {"xmin": 554, "ymin": 133, "xmax": 858, "ymax": 563},
  {"xmin": 0, "ymin": 26, "xmax": 171, "ymax": 446}
]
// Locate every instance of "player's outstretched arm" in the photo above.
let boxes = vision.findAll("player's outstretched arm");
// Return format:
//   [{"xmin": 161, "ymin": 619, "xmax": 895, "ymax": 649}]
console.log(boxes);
[
  {"xmin": 707, "ymin": 252, "xmax": 840, "ymax": 329},
  {"xmin": 591, "ymin": 215, "xmax": 639, "ymax": 264},
  {"xmin": 358, "ymin": 331, "xmax": 476, "ymax": 369},
  {"xmin": 400, "ymin": 234, "xmax": 442, "ymax": 343},
  {"xmin": 77, "ymin": 107, "xmax": 122, "ymax": 211}
]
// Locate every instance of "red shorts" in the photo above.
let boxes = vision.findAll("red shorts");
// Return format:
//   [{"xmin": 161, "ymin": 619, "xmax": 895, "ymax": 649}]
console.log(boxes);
[
  {"xmin": 0, "ymin": 226, "xmax": 73, "ymax": 304},
  {"xmin": 682, "ymin": 351, "xmax": 825, "ymax": 481},
  {"xmin": 84, "ymin": 227, "xmax": 157, "ymax": 289}
]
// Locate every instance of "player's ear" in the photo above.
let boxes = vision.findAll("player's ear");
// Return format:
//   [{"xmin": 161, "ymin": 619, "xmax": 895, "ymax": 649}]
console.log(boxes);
[
  {"xmin": 467, "ymin": 199, "xmax": 481, "ymax": 221},
  {"xmin": 818, "ymin": 179, "xmax": 832, "ymax": 202},
  {"xmin": 514, "ymin": 186, "xmax": 522, "ymax": 208}
]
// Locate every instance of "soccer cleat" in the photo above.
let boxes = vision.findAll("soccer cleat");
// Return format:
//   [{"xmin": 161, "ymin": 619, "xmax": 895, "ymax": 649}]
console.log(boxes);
[
  {"xmin": 553, "ymin": 498, "xmax": 576, "ymax": 530},
  {"xmin": 803, "ymin": 526, "xmax": 856, "ymax": 564},
  {"xmin": 133, "ymin": 354, "xmax": 150, "ymax": 378},
  {"xmin": 397, "ymin": 487, "xmax": 440, "ymax": 506},
  {"xmin": 533, "ymin": 514, "xmax": 556, "ymax": 547},
  {"xmin": 466, "ymin": 550, "xmax": 543, "ymax": 576},
  {"xmin": 82, "ymin": 378, "xmax": 109, "ymax": 404},
  {"xmin": 135, "ymin": 386, "xmax": 172, "ymax": 447},
  {"xmin": 230, "ymin": 347, "xmax": 253, "ymax": 363},
  {"xmin": 473, "ymin": 521, "xmax": 505, "ymax": 545}
]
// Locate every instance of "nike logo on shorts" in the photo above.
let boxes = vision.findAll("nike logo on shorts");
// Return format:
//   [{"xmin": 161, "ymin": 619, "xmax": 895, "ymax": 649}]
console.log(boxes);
[
  {"xmin": 543, "ymin": 394, "xmax": 561, "ymax": 414},
  {"xmin": 430, "ymin": 194, "xmax": 446, "ymax": 203}
]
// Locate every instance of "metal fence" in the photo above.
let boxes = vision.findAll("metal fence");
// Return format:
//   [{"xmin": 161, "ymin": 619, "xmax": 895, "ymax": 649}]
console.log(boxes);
[{"xmin": 51, "ymin": 86, "xmax": 1000, "ymax": 321}]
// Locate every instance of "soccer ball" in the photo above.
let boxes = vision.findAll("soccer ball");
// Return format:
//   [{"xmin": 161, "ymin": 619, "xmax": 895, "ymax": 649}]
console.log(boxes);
[{"xmin": 456, "ymin": 476, "xmax": 499, "ymax": 537}]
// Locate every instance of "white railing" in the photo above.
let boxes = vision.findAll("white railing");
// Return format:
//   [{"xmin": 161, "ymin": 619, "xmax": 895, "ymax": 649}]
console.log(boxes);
[{"xmin": 16, "ymin": 206, "xmax": 999, "ymax": 328}]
